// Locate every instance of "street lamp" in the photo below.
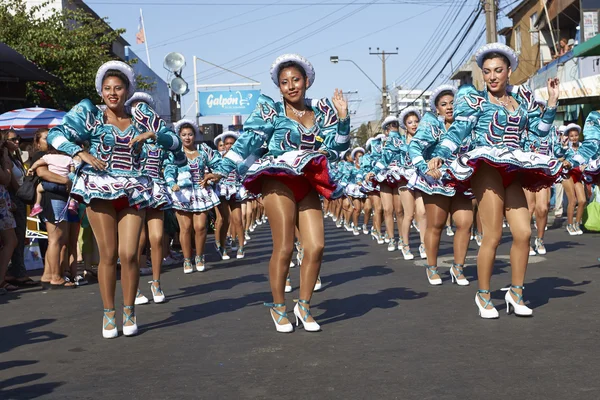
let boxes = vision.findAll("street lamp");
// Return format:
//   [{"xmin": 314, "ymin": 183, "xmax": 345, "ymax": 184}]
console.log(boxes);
[{"xmin": 330, "ymin": 56, "xmax": 382, "ymax": 93}]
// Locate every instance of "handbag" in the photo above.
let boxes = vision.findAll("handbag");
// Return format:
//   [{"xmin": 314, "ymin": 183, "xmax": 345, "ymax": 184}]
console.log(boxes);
[{"xmin": 16, "ymin": 175, "xmax": 39, "ymax": 205}]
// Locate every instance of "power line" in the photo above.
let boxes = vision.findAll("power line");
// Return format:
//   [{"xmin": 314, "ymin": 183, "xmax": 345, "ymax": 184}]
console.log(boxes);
[
  {"xmin": 192, "ymin": 0, "xmax": 377, "ymax": 83},
  {"xmin": 88, "ymin": 1, "xmax": 472, "ymax": 5},
  {"xmin": 393, "ymin": 0, "xmax": 467, "ymax": 86},
  {"xmin": 398, "ymin": 15, "xmax": 485, "ymax": 112},
  {"xmin": 145, "ymin": 4, "xmax": 313, "ymax": 51}
]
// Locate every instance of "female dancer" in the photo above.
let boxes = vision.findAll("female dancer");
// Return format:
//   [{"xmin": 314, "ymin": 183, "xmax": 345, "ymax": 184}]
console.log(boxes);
[
  {"xmin": 214, "ymin": 131, "xmax": 246, "ymax": 258},
  {"xmin": 366, "ymin": 117, "xmax": 405, "ymax": 253},
  {"xmin": 408, "ymin": 85, "xmax": 472, "ymax": 286},
  {"xmin": 397, "ymin": 107, "xmax": 427, "ymax": 259},
  {"xmin": 577, "ymin": 111, "xmax": 600, "ymax": 189},
  {"xmin": 561, "ymin": 124, "xmax": 586, "ymax": 235},
  {"xmin": 359, "ymin": 134, "xmax": 386, "ymax": 243},
  {"xmin": 165, "ymin": 119, "xmax": 221, "ymax": 273},
  {"xmin": 345, "ymin": 147, "xmax": 367, "ymax": 235},
  {"xmin": 127, "ymin": 92, "xmax": 185, "ymax": 304},
  {"xmin": 521, "ymin": 100, "xmax": 563, "ymax": 253},
  {"xmin": 203, "ymin": 54, "xmax": 349, "ymax": 333},
  {"xmin": 48, "ymin": 61, "xmax": 182, "ymax": 337},
  {"xmin": 337, "ymin": 150, "xmax": 354, "ymax": 230},
  {"xmin": 432, "ymin": 43, "xmax": 561, "ymax": 318}
]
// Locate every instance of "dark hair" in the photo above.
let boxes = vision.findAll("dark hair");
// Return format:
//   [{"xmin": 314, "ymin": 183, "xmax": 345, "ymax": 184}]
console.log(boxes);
[
  {"xmin": 435, "ymin": 90, "xmax": 455, "ymax": 107},
  {"xmin": 403, "ymin": 112, "xmax": 420, "ymax": 125},
  {"xmin": 278, "ymin": 61, "xmax": 307, "ymax": 84},
  {"xmin": 33, "ymin": 128, "xmax": 49, "ymax": 151},
  {"xmin": 102, "ymin": 69, "xmax": 130, "ymax": 89},
  {"xmin": 179, "ymin": 123, "xmax": 196, "ymax": 136},
  {"xmin": 481, "ymin": 52, "xmax": 510, "ymax": 68},
  {"xmin": 1, "ymin": 129, "xmax": 24, "ymax": 169}
]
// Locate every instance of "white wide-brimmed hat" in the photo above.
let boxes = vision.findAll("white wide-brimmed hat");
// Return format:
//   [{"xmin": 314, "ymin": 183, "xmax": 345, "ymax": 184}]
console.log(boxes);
[
  {"xmin": 534, "ymin": 97, "xmax": 547, "ymax": 108},
  {"xmin": 475, "ymin": 42, "xmax": 519, "ymax": 71},
  {"xmin": 125, "ymin": 92, "xmax": 155, "ymax": 109},
  {"xmin": 270, "ymin": 54, "xmax": 315, "ymax": 88},
  {"xmin": 351, "ymin": 147, "xmax": 365, "ymax": 159},
  {"xmin": 174, "ymin": 119, "xmax": 200, "ymax": 136},
  {"xmin": 565, "ymin": 123, "xmax": 581, "ymax": 133},
  {"xmin": 558, "ymin": 125, "xmax": 567, "ymax": 133},
  {"xmin": 399, "ymin": 106, "xmax": 422, "ymax": 130},
  {"xmin": 381, "ymin": 115, "xmax": 399, "ymax": 130},
  {"xmin": 95, "ymin": 60, "xmax": 136, "ymax": 99},
  {"xmin": 429, "ymin": 84, "xmax": 457, "ymax": 112},
  {"xmin": 214, "ymin": 131, "xmax": 240, "ymax": 146}
]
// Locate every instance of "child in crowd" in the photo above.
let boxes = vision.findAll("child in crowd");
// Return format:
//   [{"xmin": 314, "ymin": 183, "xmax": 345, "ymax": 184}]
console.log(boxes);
[{"xmin": 27, "ymin": 147, "xmax": 80, "ymax": 217}]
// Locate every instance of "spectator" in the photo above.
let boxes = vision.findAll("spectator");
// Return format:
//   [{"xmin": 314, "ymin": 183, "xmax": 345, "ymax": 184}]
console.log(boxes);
[
  {"xmin": 0, "ymin": 136, "xmax": 19, "ymax": 294},
  {"xmin": 554, "ymin": 37, "xmax": 569, "ymax": 59},
  {"xmin": 2, "ymin": 129, "xmax": 38, "ymax": 288},
  {"xmin": 567, "ymin": 39, "xmax": 575, "ymax": 52},
  {"xmin": 30, "ymin": 129, "xmax": 77, "ymax": 289}
]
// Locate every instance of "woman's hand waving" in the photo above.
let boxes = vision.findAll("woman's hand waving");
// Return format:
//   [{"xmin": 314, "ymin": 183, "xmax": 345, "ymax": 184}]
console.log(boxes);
[{"xmin": 332, "ymin": 89, "xmax": 348, "ymax": 120}]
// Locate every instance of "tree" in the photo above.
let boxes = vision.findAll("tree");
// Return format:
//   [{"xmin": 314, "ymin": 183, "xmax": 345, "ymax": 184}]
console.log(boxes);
[
  {"xmin": 0, "ymin": 0, "xmax": 153, "ymax": 110},
  {"xmin": 353, "ymin": 123, "xmax": 371, "ymax": 147}
]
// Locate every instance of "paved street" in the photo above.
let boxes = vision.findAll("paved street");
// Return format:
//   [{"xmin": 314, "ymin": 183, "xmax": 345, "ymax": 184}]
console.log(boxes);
[{"xmin": 2, "ymin": 218, "xmax": 600, "ymax": 400}]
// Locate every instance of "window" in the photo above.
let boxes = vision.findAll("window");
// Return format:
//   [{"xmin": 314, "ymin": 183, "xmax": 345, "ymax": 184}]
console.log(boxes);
[
  {"xmin": 515, "ymin": 26, "xmax": 522, "ymax": 53},
  {"xmin": 530, "ymin": 13, "xmax": 539, "ymax": 45}
]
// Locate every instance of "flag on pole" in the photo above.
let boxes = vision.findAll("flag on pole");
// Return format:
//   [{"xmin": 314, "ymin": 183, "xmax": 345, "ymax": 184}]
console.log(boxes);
[{"xmin": 136, "ymin": 15, "xmax": 145, "ymax": 44}]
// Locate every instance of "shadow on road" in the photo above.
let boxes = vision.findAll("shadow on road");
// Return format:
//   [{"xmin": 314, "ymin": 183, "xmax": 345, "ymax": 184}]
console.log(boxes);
[
  {"xmin": 491, "ymin": 276, "xmax": 590, "ymax": 308},
  {"xmin": 167, "ymin": 274, "xmax": 267, "ymax": 302},
  {"xmin": 315, "ymin": 287, "xmax": 428, "ymax": 326},
  {"xmin": 0, "ymin": 360, "xmax": 65, "ymax": 400},
  {"xmin": 320, "ymin": 265, "xmax": 394, "ymax": 291},
  {"xmin": 139, "ymin": 291, "xmax": 271, "ymax": 333},
  {"xmin": 0, "ymin": 319, "xmax": 67, "ymax": 355}
]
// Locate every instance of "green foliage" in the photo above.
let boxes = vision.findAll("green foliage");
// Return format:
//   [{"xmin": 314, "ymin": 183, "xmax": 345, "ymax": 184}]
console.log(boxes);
[
  {"xmin": 353, "ymin": 123, "xmax": 372, "ymax": 147},
  {"xmin": 0, "ymin": 0, "xmax": 153, "ymax": 110}
]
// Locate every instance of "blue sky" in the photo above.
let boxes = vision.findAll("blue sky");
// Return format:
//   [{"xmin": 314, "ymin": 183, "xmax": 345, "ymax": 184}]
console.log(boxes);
[{"xmin": 85, "ymin": 0, "xmax": 511, "ymax": 128}]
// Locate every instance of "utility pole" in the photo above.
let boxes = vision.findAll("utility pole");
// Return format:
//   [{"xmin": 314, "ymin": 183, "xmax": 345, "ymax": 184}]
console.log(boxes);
[
  {"xmin": 369, "ymin": 47, "xmax": 398, "ymax": 118},
  {"xmin": 483, "ymin": 0, "xmax": 497, "ymax": 43}
]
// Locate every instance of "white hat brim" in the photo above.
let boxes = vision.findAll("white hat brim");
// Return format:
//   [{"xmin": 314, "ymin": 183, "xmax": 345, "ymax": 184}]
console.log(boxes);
[
  {"xmin": 270, "ymin": 54, "xmax": 315, "ymax": 88},
  {"xmin": 95, "ymin": 61, "xmax": 136, "ymax": 99}
]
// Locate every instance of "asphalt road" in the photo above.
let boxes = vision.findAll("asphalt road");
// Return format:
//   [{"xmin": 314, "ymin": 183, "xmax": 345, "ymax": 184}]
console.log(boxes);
[{"xmin": 1, "ymin": 217, "xmax": 600, "ymax": 400}]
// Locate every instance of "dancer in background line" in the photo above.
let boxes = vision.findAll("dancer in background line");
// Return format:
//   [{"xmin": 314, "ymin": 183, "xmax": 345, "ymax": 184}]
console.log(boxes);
[
  {"xmin": 408, "ymin": 84, "xmax": 472, "ymax": 286},
  {"xmin": 365, "ymin": 117, "xmax": 405, "ymax": 254},
  {"xmin": 165, "ymin": 119, "xmax": 221, "ymax": 274}
]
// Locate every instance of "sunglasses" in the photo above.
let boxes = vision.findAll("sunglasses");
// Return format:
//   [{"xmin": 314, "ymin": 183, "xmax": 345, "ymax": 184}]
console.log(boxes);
[{"xmin": 7, "ymin": 137, "xmax": 21, "ymax": 142}]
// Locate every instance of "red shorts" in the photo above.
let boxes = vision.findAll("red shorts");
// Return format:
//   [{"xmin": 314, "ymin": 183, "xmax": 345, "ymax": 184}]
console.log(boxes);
[{"xmin": 245, "ymin": 157, "xmax": 336, "ymax": 202}]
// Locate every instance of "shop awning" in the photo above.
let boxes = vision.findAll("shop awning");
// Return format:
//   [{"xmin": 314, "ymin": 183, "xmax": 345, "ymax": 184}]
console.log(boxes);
[
  {"xmin": 0, "ymin": 42, "xmax": 59, "ymax": 82},
  {"xmin": 573, "ymin": 34, "xmax": 600, "ymax": 57}
]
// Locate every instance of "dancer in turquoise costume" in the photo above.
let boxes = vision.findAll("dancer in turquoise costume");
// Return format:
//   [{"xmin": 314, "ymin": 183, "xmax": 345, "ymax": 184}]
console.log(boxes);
[
  {"xmin": 397, "ymin": 107, "xmax": 427, "ymax": 260},
  {"xmin": 214, "ymin": 131, "xmax": 247, "ymax": 259},
  {"xmin": 578, "ymin": 111, "xmax": 600, "ymax": 184},
  {"xmin": 202, "ymin": 54, "xmax": 349, "ymax": 333},
  {"xmin": 126, "ymin": 92, "xmax": 184, "ymax": 306},
  {"xmin": 365, "ymin": 116, "xmax": 405, "ymax": 254},
  {"xmin": 521, "ymin": 99, "xmax": 564, "ymax": 254},
  {"xmin": 408, "ymin": 84, "xmax": 472, "ymax": 287},
  {"xmin": 337, "ymin": 150, "xmax": 355, "ymax": 230},
  {"xmin": 359, "ymin": 134, "xmax": 385, "ymax": 243},
  {"xmin": 345, "ymin": 147, "xmax": 367, "ymax": 236},
  {"xmin": 164, "ymin": 119, "xmax": 221, "ymax": 274},
  {"xmin": 48, "ymin": 61, "xmax": 183, "ymax": 338},
  {"xmin": 560, "ymin": 123, "xmax": 587, "ymax": 236},
  {"xmin": 430, "ymin": 43, "xmax": 561, "ymax": 319}
]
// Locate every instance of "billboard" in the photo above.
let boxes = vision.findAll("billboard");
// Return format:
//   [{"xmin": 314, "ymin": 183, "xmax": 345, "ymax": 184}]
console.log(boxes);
[{"xmin": 198, "ymin": 89, "xmax": 260, "ymax": 116}]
